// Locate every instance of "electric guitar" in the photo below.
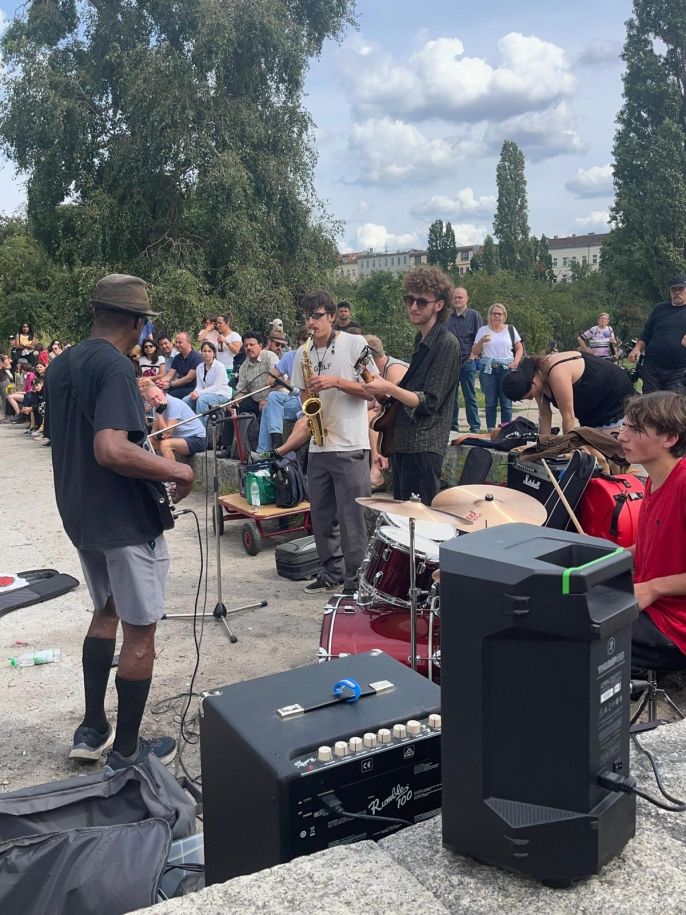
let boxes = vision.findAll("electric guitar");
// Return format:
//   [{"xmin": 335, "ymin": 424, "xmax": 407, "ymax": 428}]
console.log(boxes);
[{"xmin": 354, "ymin": 348, "xmax": 400, "ymax": 459}]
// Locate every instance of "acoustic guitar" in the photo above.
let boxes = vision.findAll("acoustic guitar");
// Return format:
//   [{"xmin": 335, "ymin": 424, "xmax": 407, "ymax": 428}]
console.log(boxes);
[{"xmin": 354, "ymin": 348, "xmax": 400, "ymax": 459}]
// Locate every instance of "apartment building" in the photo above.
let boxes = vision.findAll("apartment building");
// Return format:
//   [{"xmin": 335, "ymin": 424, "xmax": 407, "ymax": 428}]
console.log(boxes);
[
  {"xmin": 335, "ymin": 245, "xmax": 482, "ymax": 281},
  {"xmin": 548, "ymin": 232, "xmax": 608, "ymax": 282}
]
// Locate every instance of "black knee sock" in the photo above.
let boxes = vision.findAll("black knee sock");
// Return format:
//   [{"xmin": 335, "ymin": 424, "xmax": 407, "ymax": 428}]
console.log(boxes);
[
  {"xmin": 81, "ymin": 637, "xmax": 116, "ymax": 732},
  {"xmin": 112, "ymin": 675, "xmax": 152, "ymax": 757}
]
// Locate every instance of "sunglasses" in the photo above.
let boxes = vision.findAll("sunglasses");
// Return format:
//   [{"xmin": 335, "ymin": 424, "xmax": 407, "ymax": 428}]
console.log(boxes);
[
  {"xmin": 403, "ymin": 294, "xmax": 439, "ymax": 309},
  {"xmin": 303, "ymin": 311, "xmax": 328, "ymax": 321}
]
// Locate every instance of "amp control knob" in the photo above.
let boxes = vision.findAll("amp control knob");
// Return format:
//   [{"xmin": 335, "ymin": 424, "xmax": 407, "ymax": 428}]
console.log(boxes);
[
  {"xmin": 334, "ymin": 741, "xmax": 348, "ymax": 757},
  {"xmin": 349, "ymin": 736, "xmax": 363, "ymax": 753},
  {"xmin": 377, "ymin": 728, "xmax": 392, "ymax": 744},
  {"xmin": 318, "ymin": 746, "xmax": 333, "ymax": 762},
  {"xmin": 428, "ymin": 714, "xmax": 442, "ymax": 730},
  {"xmin": 363, "ymin": 732, "xmax": 377, "ymax": 749},
  {"xmin": 406, "ymin": 719, "xmax": 422, "ymax": 737},
  {"xmin": 392, "ymin": 723, "xmax": 407, "ymax": 740}
]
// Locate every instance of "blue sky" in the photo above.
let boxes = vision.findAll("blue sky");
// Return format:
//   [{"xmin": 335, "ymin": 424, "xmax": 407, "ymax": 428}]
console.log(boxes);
[{"xmin": 0, "ymin": 1, "xmax": 632, "ymax": 254}]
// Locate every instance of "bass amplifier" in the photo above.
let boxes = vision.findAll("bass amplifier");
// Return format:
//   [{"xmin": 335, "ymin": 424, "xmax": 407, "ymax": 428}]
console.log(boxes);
[
  {"xmin": 507, "ymin": 450, "xmax": 596, "ymax": 530},
  {"xmin": 200, "ymin": 652, "xmax": 441, "ymax": 884}
]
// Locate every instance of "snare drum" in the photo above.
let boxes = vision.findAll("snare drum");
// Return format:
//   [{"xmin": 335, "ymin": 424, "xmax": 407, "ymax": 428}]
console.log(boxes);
[
  {"xmin": 318, "ymin": 595, "xmax": 441, "ymax": 683},
  {"xmin": 359, "ymin": 525, "xmax": 439, "ymax": 609},
  {"xmin": 384, "ymin": 512, "xmax": 456, "ymax": 544}
]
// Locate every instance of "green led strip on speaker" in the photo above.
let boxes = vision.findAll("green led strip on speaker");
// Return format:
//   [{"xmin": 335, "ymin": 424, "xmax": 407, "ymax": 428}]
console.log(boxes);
[{"xmin": 561, "ymin": 547, "xmax": 625, "ymax": 595}]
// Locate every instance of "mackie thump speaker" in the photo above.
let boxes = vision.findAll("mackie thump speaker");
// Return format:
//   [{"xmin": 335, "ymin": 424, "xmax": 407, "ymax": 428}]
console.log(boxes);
[{"xmin": 440, "ymin": 523, "xmax": 638, "ymax": 886}]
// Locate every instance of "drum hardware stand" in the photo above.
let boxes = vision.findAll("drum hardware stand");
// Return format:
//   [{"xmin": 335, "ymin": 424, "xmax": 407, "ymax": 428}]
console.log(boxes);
[
  {"xmin": 147, "ymin": 390, "xmax": 272, "ymax": 642},
  {"xmin": 407, "ymin": 496, "xmax": 421, "ymax": 672}
]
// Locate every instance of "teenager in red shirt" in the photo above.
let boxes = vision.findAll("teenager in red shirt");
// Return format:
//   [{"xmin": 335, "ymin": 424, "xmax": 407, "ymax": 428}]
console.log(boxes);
[{"xmin": 618, "ymin": 392, "xmax": 686, "ymax": 671}]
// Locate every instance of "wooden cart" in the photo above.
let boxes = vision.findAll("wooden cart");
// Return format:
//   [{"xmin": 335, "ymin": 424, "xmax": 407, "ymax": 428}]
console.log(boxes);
[{"xmin": 216, "ymin": 492, "xmax": 312, "ymax": 555}]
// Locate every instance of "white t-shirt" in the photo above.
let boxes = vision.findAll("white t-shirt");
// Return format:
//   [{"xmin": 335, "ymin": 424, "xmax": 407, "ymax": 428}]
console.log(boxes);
[
  {"xmin": 291, "ymin": 332, "xmax": 375, "ymax": 452},
  {"xmin": 139, "ymin": 355, "xmax": 166, "ymax": 377},
  {"xmin": 214, "ymin": 332, "xmax": 242, "ymax": 369},
  {"xmin": 474, "ymin": 324, "xmax": 521, "ymax": 360}
]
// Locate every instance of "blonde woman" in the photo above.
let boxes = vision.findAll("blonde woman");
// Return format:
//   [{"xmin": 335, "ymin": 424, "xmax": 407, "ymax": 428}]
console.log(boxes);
[{"xmin": 471, "ymin": 303, "xmax": 524, "ymax": 431}]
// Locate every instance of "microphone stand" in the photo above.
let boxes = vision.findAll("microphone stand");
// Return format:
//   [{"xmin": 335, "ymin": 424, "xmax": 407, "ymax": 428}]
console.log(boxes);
[{"xmin": 148, "ymin": 388, "xmax": 273, "ymax": 642}]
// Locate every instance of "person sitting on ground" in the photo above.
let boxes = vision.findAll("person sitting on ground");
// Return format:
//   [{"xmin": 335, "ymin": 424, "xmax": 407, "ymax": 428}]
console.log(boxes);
[
  {"xmin": 336, "ymin": 301, "xmax": 362, "ymax": 334},
  {"xmin": 502, "ymin": 350, "xmax": 635, "ymax": 435},
  {"xmin": 255, "ymin": 327, "xmax": 308, "ymax": 454},
  {"xmin": 578, "ymin": 312, "xmax": 617, "ymax": 361},
  {"xmin": 184, "ymin": 340, "xmax": 232, "ymax": 427},
  {"xmin": 234, "ymin": 331, "xmax": 279, "ymax": 419},
  {"xmin": 140, "ymin": 379, "xmax": 207, "ymax": 460},
  {"xmin": 20, "ymin": 376, "xmax": 44, "ymax": 434},
  {"xmin": 0, "ymin": 354, "xmax": 14, "ymax": 421},
  {"xmin": 7, "ymin": 358, "xmax": 34, "ymax": 420},
  {"xmin": 156, "ymin": 332, "xmax": 203, "ymax": 399},
  {"xmin": 617, "ymin": 392, "xmax": 686, "ymax": 674},
  {"xmin": 139, "ymin": 340, "xmax": 166, "ymax": 377}
]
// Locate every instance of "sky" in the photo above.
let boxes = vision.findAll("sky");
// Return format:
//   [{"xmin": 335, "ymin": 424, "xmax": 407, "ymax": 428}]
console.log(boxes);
[{"xmin": 0, "ymin": 1, "xmax": 633, "ymax": 255}]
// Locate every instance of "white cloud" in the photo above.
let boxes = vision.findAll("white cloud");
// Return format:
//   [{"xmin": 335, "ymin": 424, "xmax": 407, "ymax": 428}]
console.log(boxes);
[
  {"xmin": 341, "ymin": 32, "xmax": 577, "ymax": 123},
  {"xmin": 565, "ymin": 164, "xmax": 613, "ymax": 198},
  {"xmin": 355, "ymin": 223, "xmax": 418, "ymax": 251},
  {"xmin": 411, "ymin": 188, "xmax": 496, "ymax": 220},
  {"xmin": 575, "ymin": 210, "xmax": 610, "ymax": 230},
  {"xmin": 442, "ymin": 223, "xmax": 489, "ymax": 246},
  {"xmin": 484, "ymin": 103, "xmax": 587, "ymax": 161},
  {"xmin": 573, "ymin": 40, "xmax": 622, "ymax": 67},
  {"xmin": 347, "ymin": 117, "xmax": 481, "ymax": 184}
]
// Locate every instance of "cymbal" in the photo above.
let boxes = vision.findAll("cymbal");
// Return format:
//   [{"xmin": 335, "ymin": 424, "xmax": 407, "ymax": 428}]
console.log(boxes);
[
  {"xmin": 431, "ymin": 485, "xmax": 547, "ymax": 532},
  {"xmin": 356, "ymin": 496, "xmax": 463, "ymax": 528}
]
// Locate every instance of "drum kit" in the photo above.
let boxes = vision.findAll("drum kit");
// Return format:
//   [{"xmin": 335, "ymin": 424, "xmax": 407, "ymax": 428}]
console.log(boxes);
[{"xmin": 318, "ymin": 486, "xmax": 548, "ymax": 682}]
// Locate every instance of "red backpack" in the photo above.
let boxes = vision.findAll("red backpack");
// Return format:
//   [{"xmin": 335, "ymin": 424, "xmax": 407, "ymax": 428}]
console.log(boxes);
[{"xmin": 577, "ymin": 474, "xmax": 645, "ymax": 547}]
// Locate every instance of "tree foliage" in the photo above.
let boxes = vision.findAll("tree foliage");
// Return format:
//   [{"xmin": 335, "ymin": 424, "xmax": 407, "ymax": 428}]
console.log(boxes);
[
  {"xmin": 0, "ymin": 0, "xmax": 356, "ymax": 339},
  {"xmin": 493, "ymin": 140, "xmax": 531, "ymax": 276},
  {"xmin": 603, "ymin": 0, "xmax": 686, "ymax": 301},
  {"xmin": 426, "ymin": 219, "xmax": 457, "ymax": 270},
  {"xmin": 481, "ymin": 235, "xmax": 500, "ymax": 274}
]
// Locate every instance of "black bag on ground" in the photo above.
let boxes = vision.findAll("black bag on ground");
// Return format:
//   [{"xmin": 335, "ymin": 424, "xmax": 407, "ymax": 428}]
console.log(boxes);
[
  {"xmin": 275, "ymin": 535, "xmax": 322, "ymax": 580},
  {"xmin": 271, "ymin": 454, "xmax": 309, "ymax": 507},
  {"xmin": 461, "ymin": 416, "xmax": 538, "ymax": 452}
]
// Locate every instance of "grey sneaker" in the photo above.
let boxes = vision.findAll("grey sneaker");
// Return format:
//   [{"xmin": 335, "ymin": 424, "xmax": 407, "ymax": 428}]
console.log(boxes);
[
  {"xmin": 304, "ymin": 575, "xmax": 343, "ymax": 594},
  {"xmin": 70, "ymin": 724, "xmax": 114, "ymax": 761},
  {"xmin": 106, "ymin": 735, "xmax": 177, "ymax": 771}
]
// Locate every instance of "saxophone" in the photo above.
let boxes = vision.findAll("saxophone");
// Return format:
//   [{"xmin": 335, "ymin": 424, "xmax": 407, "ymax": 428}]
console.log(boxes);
[{"xmin": 300, "ymin": 335, "xmax": 326, "ymax": 446}]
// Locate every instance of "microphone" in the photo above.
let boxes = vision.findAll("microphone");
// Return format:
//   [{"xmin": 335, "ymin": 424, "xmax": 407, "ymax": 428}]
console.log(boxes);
[{"xmin": 268, "ymin": 371, "xmax": 295, "ymax": 392}]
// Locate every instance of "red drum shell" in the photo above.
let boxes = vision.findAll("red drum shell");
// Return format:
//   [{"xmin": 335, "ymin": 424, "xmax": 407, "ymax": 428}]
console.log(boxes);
[
  {"xmin": 359, "ymin": 526, "xmax": 439, "ymax": 609},
  {"xmin": 319, "ymin": 595, "xmax": 441, "ymax": 683}
]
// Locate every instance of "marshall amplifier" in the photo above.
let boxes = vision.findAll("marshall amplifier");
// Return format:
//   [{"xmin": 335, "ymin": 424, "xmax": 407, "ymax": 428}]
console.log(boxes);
[
  {"xmin": 507, "ymin": 450, "xmax": 595, "ymax": 530},
  {"xmin": 200, "ymin": 652, "xmax": 441, "ymax": 884}
]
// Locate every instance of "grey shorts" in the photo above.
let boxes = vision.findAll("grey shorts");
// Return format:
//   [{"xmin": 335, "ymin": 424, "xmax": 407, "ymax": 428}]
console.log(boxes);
[{"xmin": 78, "ymin": 536, "xmax": 170, "ymax": 626}]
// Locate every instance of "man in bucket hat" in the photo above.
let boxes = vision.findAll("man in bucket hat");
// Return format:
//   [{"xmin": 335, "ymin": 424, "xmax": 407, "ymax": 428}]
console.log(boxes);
[
  {"xmin": 45, "ymin": 274, "xmax": 194, "ymax": 770},
  {"xmin": 628, "ymin": 274, "xmax": 686, "ymax": 394}
]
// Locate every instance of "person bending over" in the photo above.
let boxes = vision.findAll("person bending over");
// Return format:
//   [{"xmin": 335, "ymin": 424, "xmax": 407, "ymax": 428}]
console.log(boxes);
[{"xmin": 141, "ymin": 379, "xmax": 207, "ymax": 460}]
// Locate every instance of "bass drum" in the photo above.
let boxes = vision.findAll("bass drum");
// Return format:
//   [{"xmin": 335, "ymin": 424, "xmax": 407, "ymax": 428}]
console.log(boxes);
[{"xmin": 318, "ymin": 595, "xmax": 441, "ymax": 683}]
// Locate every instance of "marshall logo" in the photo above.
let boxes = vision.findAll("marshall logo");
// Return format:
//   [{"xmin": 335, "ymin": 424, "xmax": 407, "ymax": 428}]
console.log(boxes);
[
  {"xmin": 522, "ymin": 474, "xmax": 541, "ymax": 491},
  {"xmin": 368, "ymin": 783, "xmax": 413, "ymax": 816}
]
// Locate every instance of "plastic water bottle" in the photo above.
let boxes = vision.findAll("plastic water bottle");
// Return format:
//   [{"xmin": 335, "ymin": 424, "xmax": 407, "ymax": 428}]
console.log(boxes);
[
  {"xmin": 250, "ymin": 479, "xmax": 261, "ymax": 509},
  {"xmin": 9, "ymin": 648, "xmax": 62, "ymax": 668}
]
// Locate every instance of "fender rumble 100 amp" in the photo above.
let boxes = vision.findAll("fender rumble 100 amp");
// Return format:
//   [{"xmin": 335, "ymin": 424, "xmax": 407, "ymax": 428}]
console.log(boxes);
[{"xmin": 200, "ymin": 651, "xmax": 441, "ymax": 884}]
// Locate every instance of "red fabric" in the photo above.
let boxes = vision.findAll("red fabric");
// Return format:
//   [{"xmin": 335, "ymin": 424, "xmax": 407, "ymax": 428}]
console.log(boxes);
[
  {"xmin": 37, "ymin": 351, "xmax": 50, "ymax": 367},
  {"xmin": 634, "ymin": 459, "xmax": 686, "ymax": 654}
]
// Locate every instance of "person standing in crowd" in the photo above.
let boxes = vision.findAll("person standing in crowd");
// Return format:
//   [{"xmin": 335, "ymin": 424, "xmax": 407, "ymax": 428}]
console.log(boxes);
[
  {"xmin": 471, "ymin": 303, "xmax": 524, "ymax": 432},
  {"xmin": 362, "ymin": 267, "xmax": 459, "ymax": 505},
  {"xmin": 156, "ymin": 332, "xmax": 202, "ymax": 399},
  {"xmin": 578, "ymin": 312, "xmax": 617, "ymax": 360},
  {"xmin": 336, "ymin": 301, "xmax": 362, "ymax": 334},
  {"xmin": 184, "ymin": 340, "xmax": 232, "ymax": 427},
  {"xmin": 617, "ymin": 393, "xmax": 686, "ymax": 673},
  {"xmin": 214, "ymin": 314, "xmax": 242, "ymax": 373},
  {"xmin": 197, "ymin": 314, "xmax": 219, "ymax": 345},
  {"xmin": 446, "ymin": 286, "xmax": 483, "ymax": 433},
  {"xmin": 45, "ymin": 274, "xmax": 193, "ymax": 769},
  {"xmin": 291, "ymin": 292, "xmax": 374, "ymax": 594},
  {"xmin": 14, "ymin": 322, "xmax": 37, "ymax": 362},
  {"xmin": 234, "ymin": 332, "xmax": 279, "ymax": 419},
  {"xmin": 502, "ymin": 349, "xmax": 634, "ymax": 434},
  {"xmin": 628, "ymin": 274, "xmax": 686, "ymax": 393}
]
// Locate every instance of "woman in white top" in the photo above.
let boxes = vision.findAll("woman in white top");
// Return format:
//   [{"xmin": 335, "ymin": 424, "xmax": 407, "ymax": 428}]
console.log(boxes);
[
  {"xmin": 139, "ymin": 340, "xmax": 166, "ymax": 377},
  {"xmin": 471, "ymin": 303, "xmax": 524, "ymax": 431},
  {"xmin": 184, "ymin": 340, "xmax": 232, "ymax": 427}
]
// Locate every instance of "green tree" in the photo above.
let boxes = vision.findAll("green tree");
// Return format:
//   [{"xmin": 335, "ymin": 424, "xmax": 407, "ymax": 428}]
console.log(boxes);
[
  {"xmin": 0, "ymin": 0, "xmax": 355, "ymax": 314},
  {"xmin": 443, "ymin": 221, "xmax": 457, "ymax": 270},
  {"xmin": 533, "ymin": 234, "xmax": 555, "ymax": 283},
  {"xmin": 481, "ymin": 235, "xmax": 499, "ymax": 274},
  {"xmin": 603, "ymin": 2, "xmax": 686, "ymax": 301},
  {"xmin": 493, "ymin": 140, "xmax": 531, "ymax": 275},
  {"xmin": 426, "ymin": 219, "xmax": 457, "ymax": 270}
]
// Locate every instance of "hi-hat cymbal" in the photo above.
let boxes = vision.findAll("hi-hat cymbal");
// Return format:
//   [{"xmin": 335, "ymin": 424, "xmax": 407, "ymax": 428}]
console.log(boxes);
[
  {"xmin": 431, "ymin": 485, "xmax": 547, "ymax": 532},
  {"xmin": 356, "ymin": 496, "xmax": 462, "ymax": 528}
]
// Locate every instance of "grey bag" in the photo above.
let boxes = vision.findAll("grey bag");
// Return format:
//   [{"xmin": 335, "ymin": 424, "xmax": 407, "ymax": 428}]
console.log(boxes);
[
  {"xmin": 0, "ymin": 818, "xmax": 171, "ymax": 915},
  {"xmin": 0, "ymin": 754, "xmax": 195, "ymax": 841}
]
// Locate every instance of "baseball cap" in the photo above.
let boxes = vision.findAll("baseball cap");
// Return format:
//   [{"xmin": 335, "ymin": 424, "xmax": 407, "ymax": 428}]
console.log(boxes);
[{"xmin": 668, "ymin": 274, "xmax": 686, "ymax": 288}]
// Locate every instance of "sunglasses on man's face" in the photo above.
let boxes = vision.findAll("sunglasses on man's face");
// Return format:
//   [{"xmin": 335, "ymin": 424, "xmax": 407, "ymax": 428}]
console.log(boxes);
[
  {"xmin": 403, "ymin": 294, "xmax": 439, "ymax": 309},
  {"xmin": 303, "ymin": 311, "xmax": 328, "ymax": 321}
]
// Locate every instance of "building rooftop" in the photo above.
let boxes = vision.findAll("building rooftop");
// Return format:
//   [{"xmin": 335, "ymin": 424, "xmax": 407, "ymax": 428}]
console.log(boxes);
[{"xmin": 548, "ymin": 232, "xmax": 610, "ymax": 249}]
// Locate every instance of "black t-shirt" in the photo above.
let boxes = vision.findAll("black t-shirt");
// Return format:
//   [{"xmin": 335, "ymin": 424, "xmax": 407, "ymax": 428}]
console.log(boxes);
[
  {"xmin": 45, "ymin": 339, "xmax": 162, "ymax": 550},
  {"xmin": 641, "ymin": 302, "xmax": 686, "ymax": 369}
]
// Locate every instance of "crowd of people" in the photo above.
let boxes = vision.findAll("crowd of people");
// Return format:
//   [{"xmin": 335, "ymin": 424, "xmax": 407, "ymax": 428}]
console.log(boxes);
[{"xmin": 3, "ymin": 268, "xmax": 686, "ymax": 771}]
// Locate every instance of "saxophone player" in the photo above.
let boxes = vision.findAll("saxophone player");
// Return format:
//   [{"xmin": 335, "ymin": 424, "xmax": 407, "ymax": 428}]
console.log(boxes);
[{"xmin": 291, "ymin": 292, "xmax": 376, "ymax": 595}]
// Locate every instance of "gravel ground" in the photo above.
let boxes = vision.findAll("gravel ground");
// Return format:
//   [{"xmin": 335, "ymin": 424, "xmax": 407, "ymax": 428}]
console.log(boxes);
[{"xmin": 0, "ymin": 422, "xmax": 324, "ymax": 792}]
